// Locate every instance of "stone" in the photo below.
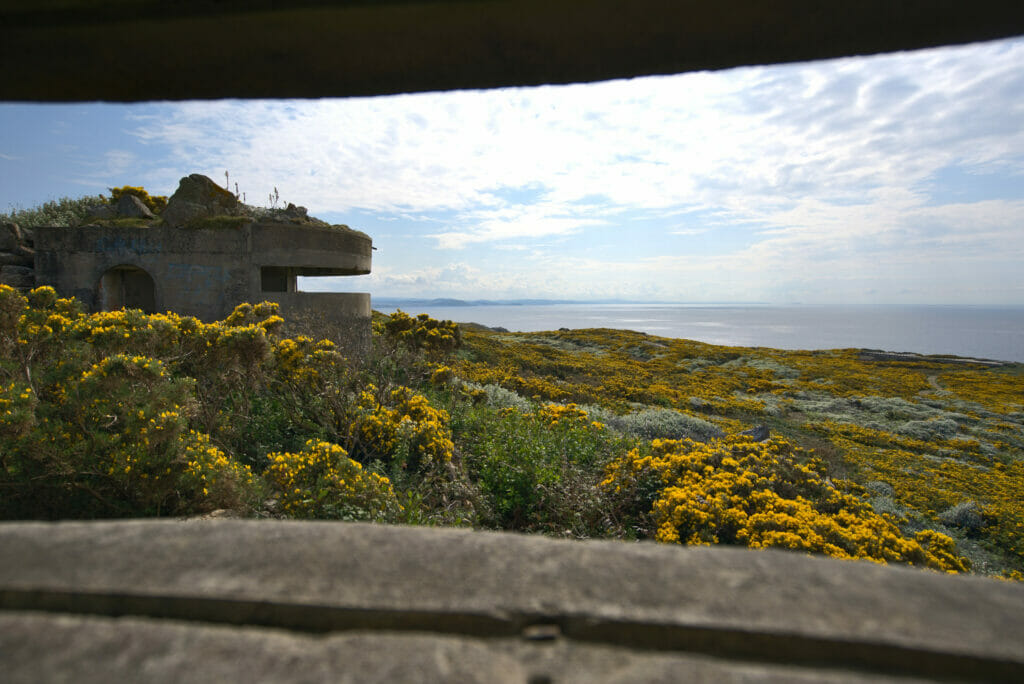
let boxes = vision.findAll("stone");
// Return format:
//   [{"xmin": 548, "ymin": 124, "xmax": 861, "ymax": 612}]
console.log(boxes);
[
  {"xmin": 0, "ymin": 265, "xmax": 34, "ymax": 289},
  {"xmin": 85, "ymin": 204, "xmax": 117, "ymax": 222},
  {"xmin": 115, "ymin": 193, "xmax": 155, "ymax": 219},
  {"xmin": 0, "ymin": 223, "xmax": 22, "ymax": 252},
  {"xmin": 740, "ymin": 424, "xmax": 770, "ymax": 442},
  {"xmin": 161, "ymin": 173, "xmax": 242, "ymax": 227},
  {"xmin": 0, "ymin": 249, "xmax": 33, "ymax": 268},
  {"xmin": 284, "ymin": 202, "xmax": 308, "ymax": 219}
]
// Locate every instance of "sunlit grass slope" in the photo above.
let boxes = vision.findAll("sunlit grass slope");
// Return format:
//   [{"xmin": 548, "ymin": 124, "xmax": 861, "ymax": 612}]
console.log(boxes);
[
  {"xmin": 455, "ymin": 325, "xmax": 1024, "ymax": 577},
  {"xmin": 1, "ymin": 288, "xmax": 1020, "ymax": 579}
]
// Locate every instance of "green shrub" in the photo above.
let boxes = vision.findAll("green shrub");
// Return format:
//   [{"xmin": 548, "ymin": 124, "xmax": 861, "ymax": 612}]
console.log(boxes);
[
  {"xmin": 938, "ymin": 500, "xmax": 984, "ymax": 533},
  {"xmin": 461, "ymin": 381, "xmax": 532, "ymax": 411},
  {"xmin": 587, "ymin": 405, "xmax": 723, "ymax": 442},
  {"xmin": 456, "ymin": 403, "xmax": 620, "ymax": 534},
  {"xmin": 1, "ymin": 195, "xmax": 106, "ymax": 227},
  {"xmin": 896, "ymin": 418, "xmax": 960, "ymax": 441}
]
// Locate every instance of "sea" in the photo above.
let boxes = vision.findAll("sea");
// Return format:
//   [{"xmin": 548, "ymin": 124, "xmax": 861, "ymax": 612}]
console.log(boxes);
[{"xmin": 372, "ymin": 302, "xmax": 1024, "ymax": 363}]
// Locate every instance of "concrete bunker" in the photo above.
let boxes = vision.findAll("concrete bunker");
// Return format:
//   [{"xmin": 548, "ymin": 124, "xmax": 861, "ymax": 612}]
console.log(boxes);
[
  {"xmin": 32, "ymin": 175, "xmax": 374, "ymax": 352},
  {"xmin": 98, "ymin": 264, "xmax": 156, "ymax": 314}
]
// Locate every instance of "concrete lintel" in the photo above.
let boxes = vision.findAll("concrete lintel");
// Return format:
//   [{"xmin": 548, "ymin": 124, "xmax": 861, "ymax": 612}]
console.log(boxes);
[
  {"xmin": 2, "ymin": 1, "xmax": 1024, "ymax": 102},
  {"xmin": 252, "ymin": 223, "xmax": 372, "ymax": 275}
]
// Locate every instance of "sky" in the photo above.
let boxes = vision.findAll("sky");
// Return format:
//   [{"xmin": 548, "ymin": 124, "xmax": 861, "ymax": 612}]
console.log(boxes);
[{"xmin": 1, "ymin": 37, "xmax": 1022, "ymax": 306}]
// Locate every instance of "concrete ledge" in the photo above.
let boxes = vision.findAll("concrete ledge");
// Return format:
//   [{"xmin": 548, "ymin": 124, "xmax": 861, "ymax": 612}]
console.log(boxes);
[
  {"xmin": 3, "ymin": 1, "xmax": 1024, "ymax": 102},
  {"xmin": 252, "ymin": 222, "xmax": 371, "ymax": 275},
  {"xmin": 2, "ymin": 520, "xmax": 1023, "ymax": 681}
]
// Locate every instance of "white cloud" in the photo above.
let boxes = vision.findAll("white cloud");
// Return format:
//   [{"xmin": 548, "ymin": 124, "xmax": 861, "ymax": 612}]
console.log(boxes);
[{"xmin": 98, "ymin": 36, "xmax": 1024, "ymax": 303}]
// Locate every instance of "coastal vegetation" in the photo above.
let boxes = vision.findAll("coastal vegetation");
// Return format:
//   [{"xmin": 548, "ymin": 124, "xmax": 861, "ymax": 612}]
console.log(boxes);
[{"xmin": 1, "ymin": 286, "xmax": 1022, "ymax": 579}]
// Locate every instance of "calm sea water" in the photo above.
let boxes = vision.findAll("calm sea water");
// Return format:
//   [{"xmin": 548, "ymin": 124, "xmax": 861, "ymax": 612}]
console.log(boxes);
[{"xmin": 373, "ymin": 303, "xmax": 1024, "ymax": 363}]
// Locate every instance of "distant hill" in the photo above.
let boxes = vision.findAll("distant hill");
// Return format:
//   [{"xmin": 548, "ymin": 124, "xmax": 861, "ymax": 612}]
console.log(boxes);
[{"xmin": 371, "ymin": 297, "xmax": 670, "ymax": 308}]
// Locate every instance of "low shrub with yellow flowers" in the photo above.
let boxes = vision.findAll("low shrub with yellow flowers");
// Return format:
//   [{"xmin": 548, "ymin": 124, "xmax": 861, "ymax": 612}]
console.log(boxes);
[
  {"xmin": 0, "ymin": 286, "xmax": 310, "ymax": 517},
  {"xmin": 0, "ymin": 298, "xmax": 260, "ymax": 516},
  {"xmin": 108, "ymin": 185, "xmax": 168, "ymax": 214},
  {"xmin": 383, "ymin": 309, "xmax": 461, "ymax": 357},
  {"xmin": 265, "ymin": 439, "xmax": 398, "ymax": 519},
  {"xmin": 351, "ymin": 385, "xmax": 455, "ymax": 471},
  {"xmin": 537, "ymin": 402, "xmax": 596, "ymax": 429},
  {"xmin": 602, "ymin": 434, "xmax": 969, "ymax": 572}
]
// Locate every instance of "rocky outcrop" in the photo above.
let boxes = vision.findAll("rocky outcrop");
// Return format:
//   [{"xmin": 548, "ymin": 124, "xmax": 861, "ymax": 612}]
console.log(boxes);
[
  {"xmin": 0, "ymin": 222, "xmax": 24, "ymax": 252},
  {"xmin": 740, "ymin": 424, "xmax": 770, "ymax": 442},
  {"xmin": 161, "ymin": 174, "xmax": 243, "ymax": 227},
  {"xmin": 0, "ymin": 223, "xmax": 35, "ymax": 290},
  {"xmin": 85, "ymin": 204, "xmax": 117, "ymax": 222},
  {"xmin": 0, "ymin": 265, "xmax": 34, "ymax": 289},
  {"xmin": 115, "ymin": 193, "xmax": 156, "ymax": 219}
]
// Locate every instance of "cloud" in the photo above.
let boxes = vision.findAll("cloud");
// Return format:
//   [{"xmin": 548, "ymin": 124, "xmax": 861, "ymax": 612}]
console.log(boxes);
[
  {"xmin": 5, "ymin": 35, "xmax": 1013, "ymax": 304},
  {"xmin": 124, "ymin": 38, "xmax": 1024, "ymax": 223},
  {"xmin": 428, "ymin": 201, "xmax": 609, "ymax": 248}
]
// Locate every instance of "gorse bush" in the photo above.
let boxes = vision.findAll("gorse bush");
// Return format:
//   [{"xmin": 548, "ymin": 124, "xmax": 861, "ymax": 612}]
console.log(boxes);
[
  {"xmin": 383, "ymin": 309, "xmax": 461, "ymax": 357},
  {"xmin": 352, "ymin": 384, "xmax": 455, "ymax": 473},
  {"xmin": 0, "ymin": 287, "xmax": 260, "ymax": 516},
  {"xmin": 602, "ymin": 435, "xmax": 969, "ymax": 572},
  {"xmin": 0, "ymin": 286, "xmax": 442, "ymax": 520},
  {"xmin": 266, "ymin": 440, "xmax": 397, "ymax": 519},
  {"xmin": 108, "ymin": 186, "xmax": 168, "ymax": 214}
]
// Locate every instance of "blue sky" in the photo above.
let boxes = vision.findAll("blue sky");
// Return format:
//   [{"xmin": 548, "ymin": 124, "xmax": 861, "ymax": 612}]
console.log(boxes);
[{"xmin": 1, "ymin": 37, "xmax": 1022, "ymax": 305}]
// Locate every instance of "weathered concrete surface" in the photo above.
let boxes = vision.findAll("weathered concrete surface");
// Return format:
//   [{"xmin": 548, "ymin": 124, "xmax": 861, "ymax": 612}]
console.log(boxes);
[
  {"xmin": 33, "ymin": 222, "xmax": 371, "ymax": 321},
  {"xmin": 0, "ymin": 613, "xmax": 926, "ymax": 684},
  {"xmin": 2, "ymin": 1, "xmax": 1023, "ymax": 102},
  {"xmin": 263, "ymin": 291, "xmax": 372, "ymax": 355},
  {"xmin": 2, "ymin": 520, "xmax": 1023, "ymax": 681}
]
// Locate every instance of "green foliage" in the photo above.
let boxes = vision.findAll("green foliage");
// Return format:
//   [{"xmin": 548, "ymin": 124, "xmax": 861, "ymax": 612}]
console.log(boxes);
[
  {"xmin": 453, "ymin": 401, "xmax": 625, "ymax": 534},
  {"xmin": 586, "ymin": 405, "xmax": 724, "ymax": 442},
  {"xmin": 0, "ymin": 195, "xmax": 106, "ymax": 227},
  {"xmin": 184, "ymin": 215, "xmax": 250, "ymax": 230},
  {"xmin": 0, "ymin": 286, "xmax": 261, "ymax": 517}
]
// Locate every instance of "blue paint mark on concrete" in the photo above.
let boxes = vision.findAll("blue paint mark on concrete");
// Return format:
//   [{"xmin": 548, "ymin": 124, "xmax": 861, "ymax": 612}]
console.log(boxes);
[
  {"xmin": 166, "ymin": 263, "xmax": 225, "ymax": 290},
  {"xmin": 94, "ymin": 234, "xmax": 161, "ymax": 254}
]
